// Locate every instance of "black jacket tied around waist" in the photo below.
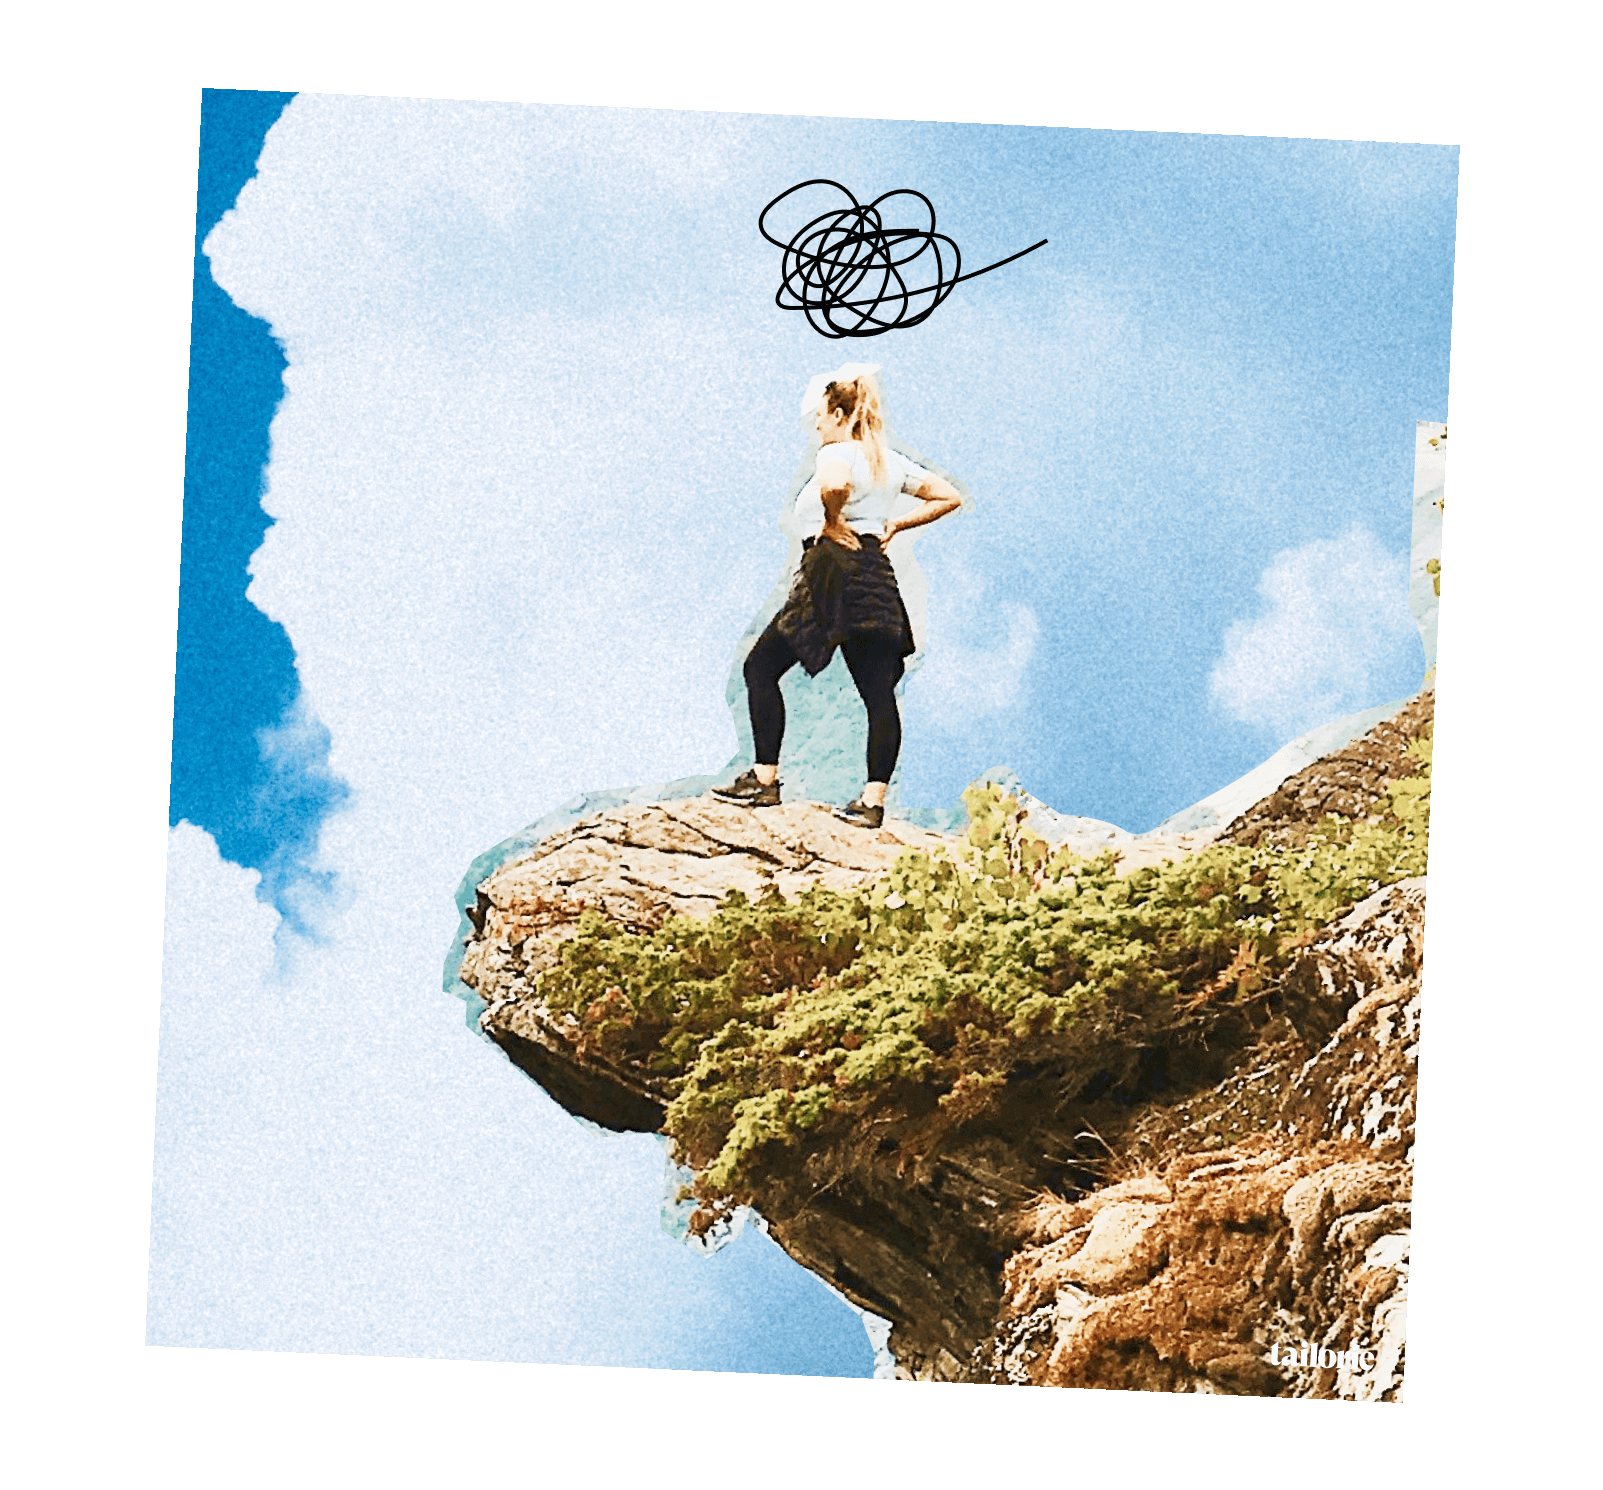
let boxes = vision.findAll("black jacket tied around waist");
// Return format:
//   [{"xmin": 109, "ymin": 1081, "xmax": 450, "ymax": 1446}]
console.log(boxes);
[{"xmin": 774, "ymin": 533, "xmax": 915, "ymax": 677}]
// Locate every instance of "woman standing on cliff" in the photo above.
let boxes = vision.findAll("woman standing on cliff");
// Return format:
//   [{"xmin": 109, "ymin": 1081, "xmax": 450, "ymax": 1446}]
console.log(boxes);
[{"xmin": 713, "ymin": 365, "xmax": 964, "ymax": 829}]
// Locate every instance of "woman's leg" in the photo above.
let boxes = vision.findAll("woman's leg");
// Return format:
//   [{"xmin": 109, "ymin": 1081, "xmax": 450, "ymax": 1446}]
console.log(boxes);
[
  {"xmin": 744, "ymin": 623, "xmax": 801, "ymax": 777},
  {"xmin": 841, "ymin": 634, "xmax": 906, "ymax": 797}
]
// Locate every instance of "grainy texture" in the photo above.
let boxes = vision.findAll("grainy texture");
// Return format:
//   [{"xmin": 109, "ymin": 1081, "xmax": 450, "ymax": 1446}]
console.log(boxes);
[
  {"xmin": 459, "ymin": 695, "xmax": 1431, "ymax": 1395},
  {"xmin": 1218, "ymin": 692, "xmax": 1435, "ymax": 851},
  {"xmin": 775, "ymin": 534, "xmax": 915, "ymax": 677},
  {"xmin": 461, "ymin": 800, "xmax": 954, "ymax": 1130},
  {"xmin": 976, "ymin": 879, "xmax": 1420, "ymax": 1399}
]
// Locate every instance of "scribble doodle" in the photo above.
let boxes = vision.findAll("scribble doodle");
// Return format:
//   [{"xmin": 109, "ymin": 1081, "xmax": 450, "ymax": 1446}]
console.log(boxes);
[{"xmin": 758, "ymin": 179, "xmax": 1048, "ymax": 340}]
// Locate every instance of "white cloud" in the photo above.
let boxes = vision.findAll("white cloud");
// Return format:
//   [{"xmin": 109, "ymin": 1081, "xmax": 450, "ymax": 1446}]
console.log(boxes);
[
  {"xmin": 1209, "ymin": 527, "xmax": 1417, "ymax": 741},
  {"xmin": 913, "ymin": 600, "xmax": 1040, "ymax": 721},
  {"xmin": 165, "ymin": 92, "xmax": 1425, "ymax": 1376},
  {"xmin": 150, "ymin": 819, "xmax": 866, "ymax": 1368},
  {"xmin": 210, "ymin": 97, "xmax": 740, "ymax": 337},
  {"xmin": 248, "ymin": 692, "xmax": 351, "ymax": 940}
]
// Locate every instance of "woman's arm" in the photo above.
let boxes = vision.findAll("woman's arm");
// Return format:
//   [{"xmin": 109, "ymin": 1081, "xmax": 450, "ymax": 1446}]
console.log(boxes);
[
  {"xmin": 885, "ymin": 474, "xmax": 963, "ymax": 541},
  {"xmin": 818, "ymin": 458, "xmax": 862, "ymax": 550}
]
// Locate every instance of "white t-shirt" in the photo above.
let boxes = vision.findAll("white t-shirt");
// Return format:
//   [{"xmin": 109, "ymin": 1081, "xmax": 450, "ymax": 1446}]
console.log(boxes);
[{"xmin": 791, "ymin": 440, "xmax": 933, "ymax": 539}]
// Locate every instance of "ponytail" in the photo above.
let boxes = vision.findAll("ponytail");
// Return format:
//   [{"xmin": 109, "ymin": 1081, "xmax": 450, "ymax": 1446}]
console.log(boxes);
[{"xmin": 824, "ymin": 376, "xmax": 889, "ymax": 484}]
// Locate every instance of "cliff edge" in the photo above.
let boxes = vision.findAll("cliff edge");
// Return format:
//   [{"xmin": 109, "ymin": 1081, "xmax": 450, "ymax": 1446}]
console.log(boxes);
[{"xmin": 457, "ymin": 690, "xmax": 1433, "ymax": 1398}]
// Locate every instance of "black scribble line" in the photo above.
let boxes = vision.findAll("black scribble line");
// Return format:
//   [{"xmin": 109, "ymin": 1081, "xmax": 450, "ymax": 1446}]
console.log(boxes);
[{"xmin": 759, "ymin": 179, "xmax": 1048, "ymax": 340}]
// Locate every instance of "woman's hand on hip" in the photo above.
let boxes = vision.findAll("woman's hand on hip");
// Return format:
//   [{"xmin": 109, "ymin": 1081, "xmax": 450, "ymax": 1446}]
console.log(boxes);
[{"xmin": 820, "ymin": 520, "xmax": 862, "ymax": 551}]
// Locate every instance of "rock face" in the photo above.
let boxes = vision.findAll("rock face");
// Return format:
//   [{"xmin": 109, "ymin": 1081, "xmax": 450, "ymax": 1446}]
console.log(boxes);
[
  {"xmin": 457, "ymin": 702, "xmax": 1431, "ymax": 1398},
  {"xmin": 461, "ymin": 799, "xmax": 955, "ymax": 1132},
  {"xmin": 977, "ymin": 879, "xmax": 1420, "ymax": 1399},
  {"xmin": 1218, "ymin": 691, "xmax": 1435, "ymax": 853}
]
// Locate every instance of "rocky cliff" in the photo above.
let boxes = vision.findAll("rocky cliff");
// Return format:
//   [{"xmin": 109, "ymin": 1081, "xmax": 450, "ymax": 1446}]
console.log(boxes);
[
  {"xmin": 978, "ymin": 877, "xmax": 1418, "ymax": 1398},
  {"xmin": 456, "ymin": 691, "xmax": 1433, "ymax": 1399},
  {"xmin": 460, "ymin": 802, "xmax": 956, "ymax": 1133}
]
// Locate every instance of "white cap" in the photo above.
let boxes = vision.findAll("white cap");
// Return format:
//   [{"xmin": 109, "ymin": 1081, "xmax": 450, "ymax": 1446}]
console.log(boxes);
[{"xmin": 798, "ymin": 362, "xmax": 882, "ymax": 419}]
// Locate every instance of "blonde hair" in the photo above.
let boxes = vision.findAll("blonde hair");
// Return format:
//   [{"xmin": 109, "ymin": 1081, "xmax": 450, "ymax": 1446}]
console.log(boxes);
[{"xmin": 824, "ymin": 375, "xmax": 889, "ymax": 484}]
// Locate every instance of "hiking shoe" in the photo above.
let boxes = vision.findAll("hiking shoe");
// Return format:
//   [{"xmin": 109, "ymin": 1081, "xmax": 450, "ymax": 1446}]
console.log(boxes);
[
  {"xmin": 711, "ymin": 769, "xmax": 781, "ymax": 808},
  {"xmin": 833, "ymin": 798, "xmax": 884, "ymax": 830}
]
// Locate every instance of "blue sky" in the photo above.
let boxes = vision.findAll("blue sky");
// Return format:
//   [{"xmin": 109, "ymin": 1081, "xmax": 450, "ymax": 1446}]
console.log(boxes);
[{"xmin": 153, "ymin": 92, "xmax": 1456, "ymax": 1376}]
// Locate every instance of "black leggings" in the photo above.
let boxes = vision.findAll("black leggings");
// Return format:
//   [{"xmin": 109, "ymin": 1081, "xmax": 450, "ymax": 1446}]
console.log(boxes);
[{"xmin": 745, "ymin": 623, "xmax": 905, "ymax": 783}]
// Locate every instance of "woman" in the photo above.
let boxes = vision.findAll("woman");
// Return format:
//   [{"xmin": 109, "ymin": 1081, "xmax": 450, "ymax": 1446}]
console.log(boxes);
[{"xmin": 713, "ymin": 366, "xmax": 963, "ymax": 828}]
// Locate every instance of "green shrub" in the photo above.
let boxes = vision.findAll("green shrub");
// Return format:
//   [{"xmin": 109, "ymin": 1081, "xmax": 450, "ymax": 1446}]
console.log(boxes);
[{"xmin": 533, "ymin": 731, "xmax": 1431, "ymax": 1194}]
